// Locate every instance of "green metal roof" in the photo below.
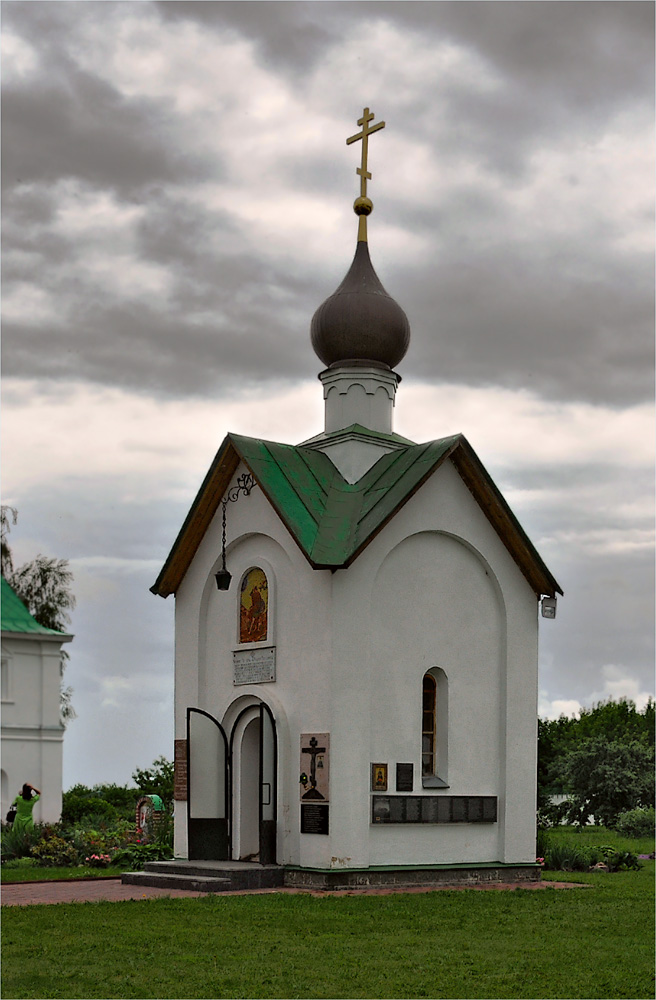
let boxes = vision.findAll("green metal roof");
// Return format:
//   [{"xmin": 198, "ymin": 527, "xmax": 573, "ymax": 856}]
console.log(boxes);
[
  {"xmin": 230, "ymin": 433, "xmax": 461, "ymax": 567},
  {"xmin": 151, "ymin": 426, "xmax": 562, "ymax": 599},
  {"xmin": 1, "ymin": 577, "xmax": 66, "ymax": 635}
]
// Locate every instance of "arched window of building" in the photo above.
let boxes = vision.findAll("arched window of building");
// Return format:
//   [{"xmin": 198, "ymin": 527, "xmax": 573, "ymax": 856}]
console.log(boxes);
[
  {"xmin": 421, "ymin": 668, "xmax": 448, "ymax": 788},
  {"xmin": 422, "ymin": 674, "xmax": 436, "ymax": 776},
  {"xmin": 239, "ymin": 568, "xmax": 268, "ymax": 644}
]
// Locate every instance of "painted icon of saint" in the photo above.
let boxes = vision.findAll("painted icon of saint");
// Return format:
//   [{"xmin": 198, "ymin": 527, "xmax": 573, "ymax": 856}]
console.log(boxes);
[{"xmin": 239, "ymin": 568, "xmax": 268, "ymax": 643}]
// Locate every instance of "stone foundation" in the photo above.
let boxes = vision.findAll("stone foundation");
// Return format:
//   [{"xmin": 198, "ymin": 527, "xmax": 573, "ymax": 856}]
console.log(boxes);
[{"xmin": 283, "ymin": 864, "xmax": 541, "ymax": 891}]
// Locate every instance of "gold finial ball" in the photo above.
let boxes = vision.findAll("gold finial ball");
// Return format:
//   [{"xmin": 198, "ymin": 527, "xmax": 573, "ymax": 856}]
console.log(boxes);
[{"xmin": 353, "ymin": 196, "xmax": 373, "ymax": 216}]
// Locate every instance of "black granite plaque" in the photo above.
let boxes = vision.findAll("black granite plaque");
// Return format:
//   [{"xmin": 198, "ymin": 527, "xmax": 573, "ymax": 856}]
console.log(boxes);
[
  {"xmin": 452, "ymin": 797, "xmax": 467, "ymax": 822},
  {"xmin": 469, "ymin": 797, "xmax": 483, "ymax": 822},
  {"xmin": 406, "ymin": 797, "xmax": 421, "ymax": 822},
  {"xmin": 396, "ymin": 763, "xmax": 414, "ymax": 792},
  {"xmin": 371, "ymin": 796, "xmax": 498, "ymax": 825},
  {"xmin": 437, "ymin": 796, "xmax": 452, "ymax": 823},
  {"xmin": 390, "ymin": 796, "xmax": 405, "ymax": 823},
  {"xmin": 372, "ymin": 798, "xmax": 390, "ymax": 824},
  {"xmin": 483, "ymin": 797, "xmax": 498, "ymax": 822},
  {"xmin": 301, "ymin": 802, "xmax": 329, "ymax": 835},
  {"xmin": 422, "ymin": 796, "xmax": 439, "ymax": 823}
]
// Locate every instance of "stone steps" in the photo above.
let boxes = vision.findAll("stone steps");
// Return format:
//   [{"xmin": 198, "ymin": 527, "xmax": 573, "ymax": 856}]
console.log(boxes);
[
  {"xmin": 121, "ymin": 871, "xmax": 232, "ymax": 893},
  {"xmin": 121, "ymin": 860, "xmax": 286, "ymax": 893}
]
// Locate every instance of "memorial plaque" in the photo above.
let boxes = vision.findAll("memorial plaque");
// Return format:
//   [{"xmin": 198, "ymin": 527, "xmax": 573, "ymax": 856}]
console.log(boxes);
[
  {"xmin": 372, "ymin": 797, "xmax": 390, "ymax": 823},
  {"xmin": 437, "ymin": 796, "xmax": 452, "ymax": 823},
  {"xmin": 371, "ymin": 796, "xmax": 498, "ymax": 825},
  {"xmin": 390, "ymin": 796, "xmax": 405, "ymax": 823},
  {"xmin": 233, "ymin": 646, "xmax": 276, "ymax": 685},
  {"xmin": 422, "ymin": 796, "xmax": 439, "ymax": 823},
  {"xmin": 483, "ymin": 797, "xmax": 498, "ymax": 822},
  {"xmin": 406, "ymin": 797, "xmax": 421, "ymax": 823},
  {"xmin": 174, "ymin": 739, "xmax": 187, "ymax": 801},
  {"xmin": 469, "ymin": 797, "xmax": 483, "ymax": 822},
  {"xmin": 452, "ymin": 797, "xmax": 467, "ymax": 822},
  {"xmin": 396, "ymin": 763, "xmax": 414, "ymax": 792},
  {"xmin": 301, "ymin": 802, "xmax": 329, "ymax": 835}
]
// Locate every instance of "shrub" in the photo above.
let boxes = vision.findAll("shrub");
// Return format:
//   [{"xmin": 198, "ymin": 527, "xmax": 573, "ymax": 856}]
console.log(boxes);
[
  {"xmin": 61, "ymin": 790, "xmax": 118, "ymax": 825},
  {"xmin": 614, "ymin": 807, "xmax": 655, "ymax": 839},
  {"xmin": 543, "ymin": 840, "xmax": 603, "ymax": 872},
  {"xmin": 112, "ymin": 842, "xmax": 173, "ymax": 871},
  {"xmin": 30, "ymin": 834, "xmax": 79, "ymax": 867},
  {"xmin": 599, "ymin": 846, "xmax": 641, "ymax": 872},
  {"xmin": 1, "ymin": 822, "xmax": 41, "ymax": 861}
]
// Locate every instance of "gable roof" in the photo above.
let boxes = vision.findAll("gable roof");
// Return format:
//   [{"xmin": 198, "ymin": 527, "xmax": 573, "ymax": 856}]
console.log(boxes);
[
  {"xmin": 151, "ymin": 431, "xmax": 562, "ymax": 600},
  {"xmin": 1, "ymin": 577, "xmax": 72, "ymax": 639}
]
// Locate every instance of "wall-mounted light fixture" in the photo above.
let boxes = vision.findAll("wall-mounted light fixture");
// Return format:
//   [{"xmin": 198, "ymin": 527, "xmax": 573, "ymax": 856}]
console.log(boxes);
[
  {"xmin": 541, "ymin": 596, "xmax": 557, "ymax": 619},
  {"xmin": 215, "ymin": 473, "xmax": 256, "ymax": 591}
]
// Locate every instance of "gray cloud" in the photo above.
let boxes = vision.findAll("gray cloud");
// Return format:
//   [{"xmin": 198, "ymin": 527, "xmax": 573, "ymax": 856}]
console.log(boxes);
[{"xmin": 3, "ymin": 1, "xmax": 652, "ymax": 407}]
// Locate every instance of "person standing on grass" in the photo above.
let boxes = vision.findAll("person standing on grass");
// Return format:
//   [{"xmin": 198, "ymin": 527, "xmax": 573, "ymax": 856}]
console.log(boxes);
[{"xmin": 12, "ymin": 783, "xmax": 40, "ymax": 831}]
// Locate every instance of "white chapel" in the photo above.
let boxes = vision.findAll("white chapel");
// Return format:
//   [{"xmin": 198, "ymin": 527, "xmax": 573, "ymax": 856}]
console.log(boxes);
[{"xmin": 148, "ymin": 110, "xmax": 561, "ymax": 890}]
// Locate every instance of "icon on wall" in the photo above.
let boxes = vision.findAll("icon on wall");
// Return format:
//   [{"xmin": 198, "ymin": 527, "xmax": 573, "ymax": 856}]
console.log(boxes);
[
  {"xmin": 371, "ymin": 763, "xmax": 388, "ymax": 792},
  {"xmin": 240, "ymin": 568, "xmax": 268, "ymax": 643}
]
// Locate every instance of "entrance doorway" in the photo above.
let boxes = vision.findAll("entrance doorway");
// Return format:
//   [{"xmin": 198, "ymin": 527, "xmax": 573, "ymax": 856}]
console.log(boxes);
[
  {"xmin": 186, "ymin": 701, "xmax": 277, "ymax": 863},
  {"xmin": 230, "ymin": 702, "xmax": 277, "ymax": 864}
]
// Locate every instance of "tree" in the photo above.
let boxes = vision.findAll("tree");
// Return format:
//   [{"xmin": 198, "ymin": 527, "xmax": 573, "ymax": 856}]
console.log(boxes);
[
  {"xmin": 1, "ymin": 506, "xmax": 76, "ymax": 724},
  {"xmin": 132, "ymin": 757, "xmax": 174, "ymax": 809},
  {"xmin": 1, "ymin": 506, "xmax": 17, "ymax": 577},
  {"xmin": 538, "ymin": 697, "xmax": 655, "ymax": 809},
  {"xmin": 561, "ymin": 735, "xmax": 654, "ymax": 827}
]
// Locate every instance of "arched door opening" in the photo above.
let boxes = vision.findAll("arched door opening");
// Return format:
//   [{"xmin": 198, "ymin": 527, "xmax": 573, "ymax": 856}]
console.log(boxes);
[{"xmin": 229, "ymin": 701, "xmax": 277, "ymax": 864}]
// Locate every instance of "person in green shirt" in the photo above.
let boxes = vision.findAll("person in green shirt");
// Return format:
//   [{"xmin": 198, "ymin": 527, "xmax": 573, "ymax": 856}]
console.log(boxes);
[{"xmin": 12, "ymin": 784, "xmax": 40, "ymax": 831}]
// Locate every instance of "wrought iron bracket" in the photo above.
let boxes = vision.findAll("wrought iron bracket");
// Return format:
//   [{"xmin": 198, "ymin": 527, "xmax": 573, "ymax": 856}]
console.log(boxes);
[{"xmin": 216, "ymin": 474, "xmax": 256, "ymax": 590}]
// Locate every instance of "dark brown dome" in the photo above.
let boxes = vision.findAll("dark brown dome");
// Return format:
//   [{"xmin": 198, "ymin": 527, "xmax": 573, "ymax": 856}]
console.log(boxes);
[{"xmin": 311, "ymin": 241, "xmax": 410, "ymax": 370}]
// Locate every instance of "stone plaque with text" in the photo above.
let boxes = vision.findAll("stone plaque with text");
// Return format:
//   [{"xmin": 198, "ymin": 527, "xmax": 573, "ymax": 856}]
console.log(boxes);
[
  {"xmin": 233, "ymin": 646, "xmax": 276, "ymax": 685},
  {"xmin": 301, "ymin": 802, "xmax": 329, "ymax": 835},
  {"xmin": 174, "ymin": 739, "xmax": 187, "ymax": 801},
  {"xmin": 396, "ymin": 763, "xmax": 414, "ymax": 792},
  {"xmin": 371, "ymin": 796, "xmax": 498, "ymax": 825}
]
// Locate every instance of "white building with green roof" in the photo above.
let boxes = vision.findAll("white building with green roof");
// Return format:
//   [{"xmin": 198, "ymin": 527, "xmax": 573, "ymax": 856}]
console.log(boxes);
[
  {"xmin": 1, "ymin": 577, "xmax": 73, "ymax": 824},
  {"xmin": 144, "ymin": 110, "xmax": 561, "ymax": 890}
]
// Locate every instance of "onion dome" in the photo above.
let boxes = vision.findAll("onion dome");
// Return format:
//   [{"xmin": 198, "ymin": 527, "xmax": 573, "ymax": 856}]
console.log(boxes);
[{"xmin": 311, "ymin": 239, "xmax": 411, "ymax": 370}]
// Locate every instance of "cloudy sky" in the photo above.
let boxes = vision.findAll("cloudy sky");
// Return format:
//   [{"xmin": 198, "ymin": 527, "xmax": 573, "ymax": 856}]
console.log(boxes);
[{"xmin": 2, "ymin": 1, "xmax": 653, "ymax": 790}]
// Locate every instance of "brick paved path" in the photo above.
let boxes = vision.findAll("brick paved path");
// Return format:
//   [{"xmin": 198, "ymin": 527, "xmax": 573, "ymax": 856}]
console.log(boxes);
[{"xmin": 1, "ymin": 877, "xmax": 590, "ymax": 907}]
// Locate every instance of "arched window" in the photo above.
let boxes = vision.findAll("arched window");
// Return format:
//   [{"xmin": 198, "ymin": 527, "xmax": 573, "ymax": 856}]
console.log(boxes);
[
  {"xmin": 422, "ymin": 669, "xmax": 448, "ymax": 788},
  {"xmin": 239, "ymin": 568, "xmax": 268, "ymax": 644},
  {"xmin": 422, "ymin": 674, "xmax": 436, "ymax": 776}
]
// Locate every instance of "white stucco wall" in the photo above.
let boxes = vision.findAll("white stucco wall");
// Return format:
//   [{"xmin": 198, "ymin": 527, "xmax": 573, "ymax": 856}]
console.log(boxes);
[
  {"xmin": 1, "ymin": 634, "xmax": 67, "ymax": 824},
  {"xmin": 173, "ymin": 455, "xmax": 539, "ymax": 868}
]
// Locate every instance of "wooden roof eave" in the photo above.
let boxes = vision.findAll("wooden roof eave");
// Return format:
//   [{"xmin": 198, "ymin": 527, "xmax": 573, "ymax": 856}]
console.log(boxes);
[
  {"xmin": 150, "ymin": 436, "xmax": 241, "ymax": 598},
  {"xmin": 451, "ymin": 437, "xmax": 563, "ymax": 599}
]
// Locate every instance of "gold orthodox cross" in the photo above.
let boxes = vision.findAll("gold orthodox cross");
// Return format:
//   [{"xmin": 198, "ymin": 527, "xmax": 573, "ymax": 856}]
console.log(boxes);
[{"xmin": 346, "ymin": 107, "xmax": 385, "ymax": 200}]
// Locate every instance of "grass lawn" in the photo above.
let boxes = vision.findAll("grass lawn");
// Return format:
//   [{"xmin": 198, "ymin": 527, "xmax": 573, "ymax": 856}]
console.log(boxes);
[
  {"xmin": 2, "ymin": 862, "xmax": 654, "ymax": 1000},
  {"xmin": 1, "ymin": 864, "xmax": 125, "ymax": 884},
  {"xmin": 541, "ymin": 825, "xmax": 654, "ymax": 856}
]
